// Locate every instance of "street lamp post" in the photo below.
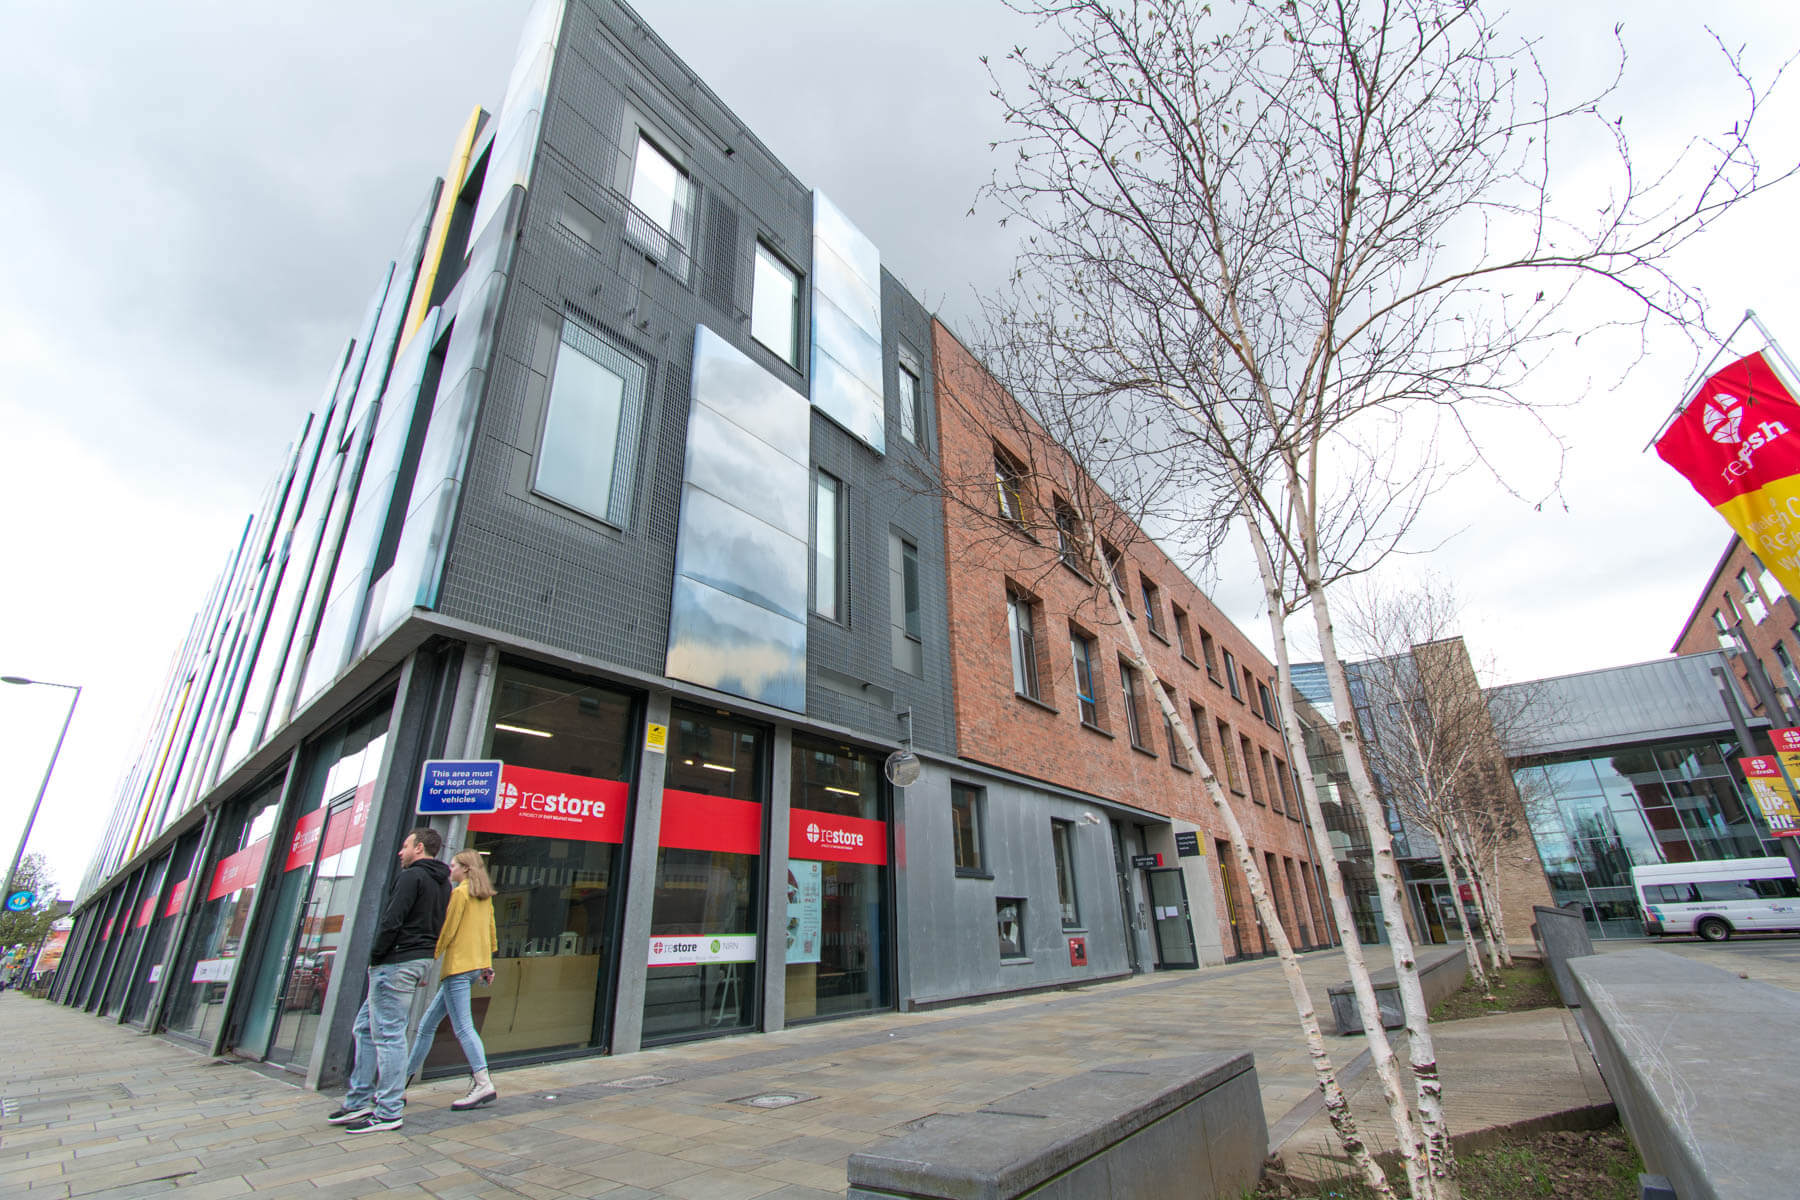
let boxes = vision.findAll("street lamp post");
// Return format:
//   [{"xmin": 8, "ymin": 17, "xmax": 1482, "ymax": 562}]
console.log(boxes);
[{"xmin": 2, "ymin": 676, "xmax": 81, "ymax": 900}]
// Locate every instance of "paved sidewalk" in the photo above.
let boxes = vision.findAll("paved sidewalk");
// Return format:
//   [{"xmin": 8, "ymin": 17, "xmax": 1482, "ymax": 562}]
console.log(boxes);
[{"xmin": 0, "ymin": 945, "xmax": 1630, "ymax": 1199}]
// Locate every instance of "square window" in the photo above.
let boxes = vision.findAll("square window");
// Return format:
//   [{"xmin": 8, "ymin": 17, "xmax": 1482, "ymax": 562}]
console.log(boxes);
[
  {"xmin": 952, "ymin": 783, "xmax": 986, "ymax": 874},
  {"xmin": 1007, "ymin": 587, "xmax": 1042, "ymax": 700},
  {"xmin": 534, "ymin": 317, "xmax": 646, "ymax": 527},
  {"xmin": 813, "ymin": 470, "xmax": 844, "ymax": 621},
  {"xmin": 997, "ymin": 897, "xmax": 1026, "ymax": 958},
  {"xmin": 751, "ymin": 243, "xmax": 801, "ymax": 366},
  {"xmin": 1051, "ymin": 821, "xmax": 1080, "ymax": 928},
  {"xmin": 899, "ymin": 362, "xmax": 924, "ymax": 445}
]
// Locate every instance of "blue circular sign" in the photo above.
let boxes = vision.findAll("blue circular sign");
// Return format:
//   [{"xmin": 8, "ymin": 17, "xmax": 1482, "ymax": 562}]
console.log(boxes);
[{"xmin": 4, "ymin": 890, "xmax": 35, "ymax": 912}]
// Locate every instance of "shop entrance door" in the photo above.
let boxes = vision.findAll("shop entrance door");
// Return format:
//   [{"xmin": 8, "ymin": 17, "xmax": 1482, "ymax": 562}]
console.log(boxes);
[
  {"xmin": 1145, "ymin": 868, "xmax": 1198, "ymax": 969},
  {"xmin": 1110, "ymin": 822, "xmax": 1141, "ymax": 973}
]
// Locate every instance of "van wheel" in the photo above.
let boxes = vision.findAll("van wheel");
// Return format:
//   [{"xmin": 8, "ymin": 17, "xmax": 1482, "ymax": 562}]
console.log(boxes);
[{"xmin": 1697, "ymin": 916, "xmax": 1731, "ymax": 942}]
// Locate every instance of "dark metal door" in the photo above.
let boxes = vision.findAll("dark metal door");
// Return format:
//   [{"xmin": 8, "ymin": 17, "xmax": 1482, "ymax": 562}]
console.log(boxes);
[{"xmin": 1146, "ymin": 868, "xmax": 1198, "ymax": 969}]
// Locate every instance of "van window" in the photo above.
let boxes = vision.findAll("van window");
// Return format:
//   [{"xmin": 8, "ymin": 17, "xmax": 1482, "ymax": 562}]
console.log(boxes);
[
  {"xmin": 1695, "ymin": 880, "xmax": 1760, "ymax": 902},
  {"xmin": 1754, "ymin": 877, "xmax": 1800, "ymax": 899},
  {"xmin": 1650, "ymin": 884, "xmax": 1697, "ymax": 904}
]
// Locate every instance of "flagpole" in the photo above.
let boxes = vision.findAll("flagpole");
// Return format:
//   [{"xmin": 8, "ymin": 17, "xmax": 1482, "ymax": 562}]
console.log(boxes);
[
  {"xmin": 1641, "ymin": 310, "xmax": 1756, "ymax": 452},
  {"xmin": 1747, "ymin": 309, "xmax": 1800, "ymax": 394}
]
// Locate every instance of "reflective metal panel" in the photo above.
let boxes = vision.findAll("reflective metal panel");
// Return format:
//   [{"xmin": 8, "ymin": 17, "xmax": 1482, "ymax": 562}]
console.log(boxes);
[
  {"xmin": 690, "ymin": 325, "xmax": 810, "ymax": 451},
  {"xmin": 684, "ymin": 399, "xmax": 809, "ymax": 541},
  {"xmin": 672, "ymin": 484, "xmax": 807, "ymax": 624},
  {"xmin": 468, "ymin": 0, "xmax": 565, "ymax": 251},
  {"xmin": 666, "ymin": 577, "xmax": 806, "ymax": 714},
  {"xmin": 810, "ymin": 190, "xmax": 884, "ymax": 454}
]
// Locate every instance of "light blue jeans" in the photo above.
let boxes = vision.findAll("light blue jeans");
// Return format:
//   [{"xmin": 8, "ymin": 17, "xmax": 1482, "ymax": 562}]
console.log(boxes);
[
  {"xmin": 404, "ymin": 968, "xmax": 487, "ymax": 1079},
  {"xmin": 344, "ymin": 958, "xmax": 430, "ymax": 1119}
]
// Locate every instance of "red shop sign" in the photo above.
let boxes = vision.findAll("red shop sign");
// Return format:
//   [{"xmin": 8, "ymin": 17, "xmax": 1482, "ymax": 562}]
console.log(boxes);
[
  {"xmin": 162, "ymin": 878, "xmax": 189, "ymax": 919},
  {"xmin": 208, "ymin": 837, "xmax": 269, "ymax": 902},
  {"xmin": 788, "ymin": 809, "xmax": 888, "ymax": 866},
  {"xmin": 660, "ymin": 789, "xmax": 761, "ymax": 855},
  {"xmin": 469, "ymin": 765, "xmax": 629, "ymax": 844},
  {"xmin": 284, "ymin": 807, "xmax": 327, "ymax": 872}
]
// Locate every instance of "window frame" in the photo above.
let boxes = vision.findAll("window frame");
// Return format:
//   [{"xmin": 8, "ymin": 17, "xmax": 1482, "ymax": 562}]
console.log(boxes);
[
  {"xmin": 1173, "ymin": 604, "xmax": 1196, "ymax": 663},
  {"xmin": 1141, "ymin": 576, "xmax": 1165, "ymax": 638},
  {"xmin": 898, "ymin": 358, "xmax": 925, "ymax": 446},
  {"xmin": 996, "ymin": 897, "xmax": 1027, "ymax": 960},
  {"xmin": 1161, "ymin": 684, "xmax": 1188, "ymax": 769},
  {"xmin": 1120, "ymin": 658, "xmax": 1150, "ymax": 752},
  {"xmin": 1051, "ymin": 820, "xmax": 1081, "ymax": 929},
  {"xmin": 1224, "ymin": 650, "xmax": 1243, "ymax": 700},
  {"xmin": 951, "ymin": 783, "xmax": 989, "ymax": 877},
  {"xmin": 750, "ymin": 240, "xmax": 802, "ymax": 368},
  {"xmin": 1200, "ymin": 628, "xmax": 1221, "ymax": 682},
  {"xmin": 994, "ymin": 446, "xmax": 1030, "ymax": 527},
  {"xmin": 1071, "ymin": 628, "xmax": 1102, "ymax": 728},
  {"xmin": 1054, "ymin": 497, "xmax": 1085, "ymax": 575},
  {"xmin": 1007, "ymin": 586, "xmax": 1043, "ymax": 701},
  {"xmin": 531, "ymin": 314, "xmax": 647, "ymax": 529},
  {"xmin": 812, "ymin": 468, "xmax": 846, "ymax": 622},
  {"xmin": 623, "ymin": 130, "xmax": 694, "ymax": 276},
  {"xmin": 890, "ymin": 531, "xmax": 924, "ymax": 676}
]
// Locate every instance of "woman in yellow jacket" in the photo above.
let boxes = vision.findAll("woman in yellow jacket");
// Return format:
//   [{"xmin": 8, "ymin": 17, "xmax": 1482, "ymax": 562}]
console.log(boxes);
[{"xmin": 404, "ymin": 849, "xmax": 499, "ymax": 1110}]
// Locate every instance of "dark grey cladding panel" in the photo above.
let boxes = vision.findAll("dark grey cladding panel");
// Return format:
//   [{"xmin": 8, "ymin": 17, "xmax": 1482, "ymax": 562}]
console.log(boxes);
[{"xmin": 1492, "ymin": 650, "xmax": 1744, "ymax": 758}]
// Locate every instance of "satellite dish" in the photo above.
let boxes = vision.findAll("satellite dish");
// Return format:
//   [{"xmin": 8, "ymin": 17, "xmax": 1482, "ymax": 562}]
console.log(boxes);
[{"xmin": 884, "ymin": 749, "xmax": 921, "ymax": 788}]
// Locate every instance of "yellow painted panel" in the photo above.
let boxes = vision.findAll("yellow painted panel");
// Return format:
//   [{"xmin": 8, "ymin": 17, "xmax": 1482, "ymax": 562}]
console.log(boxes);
[{"xmin": 397, "ymin": 104, "xmax": 487, "ymax": 355}]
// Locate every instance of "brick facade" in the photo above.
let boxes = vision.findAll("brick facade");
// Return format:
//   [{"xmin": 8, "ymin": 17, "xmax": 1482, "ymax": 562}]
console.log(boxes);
[
  {"xmin": 929, "ymin": 321, "xmax": 1328, "ymax": 954},
  {"xmin": 1673, "ymin": 534, "xmax": 1800, "ymax": 730}
]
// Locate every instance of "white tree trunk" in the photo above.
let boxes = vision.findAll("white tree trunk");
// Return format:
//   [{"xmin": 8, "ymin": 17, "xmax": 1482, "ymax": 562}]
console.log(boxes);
[
  {"xmin": 1243, "ymin": 510, "xmax": 1436, "ymax": 1200},
  {"xmin": 1434, "ymin": 834, "xmax": 1490, "ymax": 997},
  {"xmin": 1450, "ymin": 821, "xmax": 1506, "ymax": 972},
  {"xmin": 1307, "ymin": 578, "xmax": 1460, "ymax": 1200},
  {"xmin": 1092, "ymin": 547, "xmax": 1397, "ymax": 1199}
]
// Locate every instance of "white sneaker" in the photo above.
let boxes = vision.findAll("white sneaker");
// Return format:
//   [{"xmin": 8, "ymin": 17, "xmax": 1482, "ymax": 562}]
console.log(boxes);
[{"xmin": 451, "ymin": 1077, "xmax": 497, "ymax": 1111}]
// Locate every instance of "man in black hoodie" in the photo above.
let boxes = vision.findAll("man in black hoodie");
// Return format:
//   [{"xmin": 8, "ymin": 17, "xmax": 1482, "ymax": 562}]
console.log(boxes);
[{"xmin": 327, "ymin": 826, "xmax": 452, "ymax": 1134}]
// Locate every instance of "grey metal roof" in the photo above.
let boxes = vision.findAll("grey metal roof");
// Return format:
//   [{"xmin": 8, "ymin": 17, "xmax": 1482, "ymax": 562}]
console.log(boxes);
[{"xmin": 1487, "ymin": 651, "xmax": 1755, "ymax": 758}]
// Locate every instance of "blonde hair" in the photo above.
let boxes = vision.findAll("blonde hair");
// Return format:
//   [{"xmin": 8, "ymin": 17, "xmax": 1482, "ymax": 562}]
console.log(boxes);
[{"xmin": 453, "ymin": 849, "xmax": 495, "ymax": 900}]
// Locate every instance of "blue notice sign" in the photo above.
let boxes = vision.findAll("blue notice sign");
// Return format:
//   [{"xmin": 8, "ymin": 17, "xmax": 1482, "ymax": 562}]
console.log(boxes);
[
  {"xmin": 417, "ymin": 760, "xmax": 503, "ymax": 815},
  {"xmin": 5, "ymin": 890, "xmax": 35, "ymax": 912}
]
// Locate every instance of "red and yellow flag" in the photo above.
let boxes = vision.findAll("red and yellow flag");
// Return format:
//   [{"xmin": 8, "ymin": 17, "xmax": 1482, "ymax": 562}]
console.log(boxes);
[{"xmin": 1656, "ymin": 351, "xmax": 1800, "ymax": 596}]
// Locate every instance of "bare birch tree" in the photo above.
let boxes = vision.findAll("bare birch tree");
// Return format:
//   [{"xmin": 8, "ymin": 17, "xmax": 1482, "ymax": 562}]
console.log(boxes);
[{"xmin": 977, "ymin": 1, "xmax": 1793, "ymax": 1193}]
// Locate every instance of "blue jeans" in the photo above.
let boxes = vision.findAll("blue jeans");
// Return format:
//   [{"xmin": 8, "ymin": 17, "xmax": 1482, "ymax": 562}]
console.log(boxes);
[
  {"xmin": 344, "ymin": 959, "xmax": 430, "ymax": 1119},
  {"xmin": 404, "ymin": 969, "xmax": 488, "ymax": 1078}
]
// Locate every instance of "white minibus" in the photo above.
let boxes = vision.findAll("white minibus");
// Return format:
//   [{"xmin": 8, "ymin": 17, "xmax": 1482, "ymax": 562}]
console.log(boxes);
[{"xmin": 1632, "ymin": 856, "xmax": 1800, "ymax": 941}]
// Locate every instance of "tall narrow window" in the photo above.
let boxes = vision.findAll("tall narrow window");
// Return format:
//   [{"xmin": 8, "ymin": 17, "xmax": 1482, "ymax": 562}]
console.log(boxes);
[
  {"xmin": 1120, "ymin": 660, "xmax": 1148, "ymax": 750},
  {"xmin": 1173, "ymin": 605, "xmax": 1195, "ymax": 661},
  {"xmin": 1244, "ymin": 735, "xmax": 1265, "ymax": 804},
  {"xmin": 1007, "ymin": 588, "xmax": 1041, "ymax": 700},
  {"xmin": 1051, "ymin": 821, "xmax": 1081, "ymax": 928},
  {"xmin": 890, "ymin": 533, "xmax": 923, "ymax": 676},
  {"xmin": 1739, "ymin": 569, "xmax": 1769, "ymax": 622},
  {"xmin": 1200, "ymin": 628, "xmax": 1220, "ymax": 680},
  {"xmin": 813, "ymin": 470, "xmax": 843, "ymax": 621},
  {"xmin": 1072, "ymin": 631, "xmax": 1100, "ymax": 726},
  {"xmin": 995, "ymin": 447, "xmax": 1028, "ymax": 525},
  {"xmin": 1218, "ymin": 720, "xmax": 1243, "ymax": 791},
  {"xmin": 898, "ymin": 362, "xmax": 923, "ymax": 444},
  {"xmin": 1141, "ymin": 576, "xmax": 1164, "ymax": 637},
  {"xmin": 1191, "ymin": 704, "xmax": 1214, "ymax": 769},
  {"xmin": 1162, "ymin": 685, "xmax": 1186, "ymax": 768},
  {"xmin": 951, "ymin": 783, "xmax": 986, "ymax": 874},
  {"xmin": 751, "ymin": 243, "xmax": 800, "ymax": 366},
  {"xmin": 1054, "ymin": 498, "xmax": 1083, "ymax": 572},
  {"xmin": 1260, "ymin": 747, "xmax": 1280, "ymax": 813},
  {"xmin": 1101, "ymin": 541, "xmax": 1129, "ymax": 609},
  {"xmin": 535, "ymin": 318, "xmax": 645, "ymax": 527},
  {"xmin": 1224, "ymin": 650, "xmax": 1243, "ymax": 700}
]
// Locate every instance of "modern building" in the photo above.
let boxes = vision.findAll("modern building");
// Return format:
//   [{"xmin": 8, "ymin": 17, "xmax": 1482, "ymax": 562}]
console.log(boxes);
[
  {"xmin": 52, "ymin": 0, "xmax": 1329, "ymax": 1090},
  {"xmin": 1491, "ymin": 651, "xmax": 1787, "ymax": 939}
]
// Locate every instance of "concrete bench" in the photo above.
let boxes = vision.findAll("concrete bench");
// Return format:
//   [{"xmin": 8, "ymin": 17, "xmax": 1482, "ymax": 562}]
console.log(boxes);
[
  {"xmin": 1532, "ymin": 904, "xmax": 1595, "ymax": 1006},
  {"xmin": 845, "ymin": 1052, "xmax": 1265, "ymax": 1200},
  {"xmin": 1570, "ymin": 949, "xmax": 1800, "ymax": 1200},
  {"xmin": 1327, "ymin": 945, "xmax": 1468, "ymax": 1035}
]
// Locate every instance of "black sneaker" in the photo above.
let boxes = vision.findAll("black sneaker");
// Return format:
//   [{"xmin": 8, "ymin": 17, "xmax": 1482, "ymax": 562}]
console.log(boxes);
[
  {"xmin": 342, "ymin": 1113, "xmax": 403, "ymax": 1135},
  {"xmin": 326, "ymin": 1103, "xmax": 373, "ymax": 1125}
]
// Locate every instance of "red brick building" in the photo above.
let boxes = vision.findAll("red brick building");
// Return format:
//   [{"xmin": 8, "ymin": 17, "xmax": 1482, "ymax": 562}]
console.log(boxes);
[
  {"xmin": 929, "ymin": 320, "xmax": 1329, "ymax": 965},
  {"xmin": 1673, "ymin": 534, "xmax": 1800, "ymax": 729}
]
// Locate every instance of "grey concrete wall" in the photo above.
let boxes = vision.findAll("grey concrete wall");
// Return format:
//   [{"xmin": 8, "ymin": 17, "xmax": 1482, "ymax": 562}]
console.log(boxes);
[
  {"xmin": 1570, "ymin": 948, "xmax": 1800, "ymax": 1200},
  {"xmin": 1328, "ymin": 945, "xmax": 1468, "ymax": 1035},
  {"xmin": 846, "ymin": 1052, "xmax": 1265, "ymax": 1200},
  {"xmin": 1533, "ymin": 903, "xmax": 1594, "ymax": 1007},
  {"xmin": 898, "ymin": 763, "xmax": 1134, "ymax": 1007}
]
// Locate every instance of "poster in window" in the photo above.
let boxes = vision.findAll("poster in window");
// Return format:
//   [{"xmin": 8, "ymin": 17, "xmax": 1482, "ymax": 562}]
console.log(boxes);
[{"xmin": 786, "ymin": 860, "xmax": 822, "ymax": 964}]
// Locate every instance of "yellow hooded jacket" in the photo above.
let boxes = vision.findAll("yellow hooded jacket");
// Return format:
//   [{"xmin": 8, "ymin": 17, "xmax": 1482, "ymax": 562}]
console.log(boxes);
[{"xmin": 436, "ymin": 882, "xmax": 497, "ymax": 978}]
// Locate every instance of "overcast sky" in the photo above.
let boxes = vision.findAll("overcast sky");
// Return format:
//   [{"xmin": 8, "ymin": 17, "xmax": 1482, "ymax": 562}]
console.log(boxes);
[{"xmin": 5, "ymin": 0, "xmax": 1799, "ymax": 900}]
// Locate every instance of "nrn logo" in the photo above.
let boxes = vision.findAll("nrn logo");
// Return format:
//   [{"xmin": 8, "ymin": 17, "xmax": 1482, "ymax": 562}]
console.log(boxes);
[
  {"xmin": 1704, "ymin": 391, "xmax": 1746, "ymax": 444},
  {"xmin": 499, "ymin": 781, "xmax": 520, "ymax": 811}
]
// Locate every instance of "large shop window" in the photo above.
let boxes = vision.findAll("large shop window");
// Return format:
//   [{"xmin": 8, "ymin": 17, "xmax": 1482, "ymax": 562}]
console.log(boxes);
[
  {"xmin": 123, "ymin": 832, "xmax": 201, "ymax": 1026},
  {"xmin": 466, "ymin": 668, "xmax": 637, "ymax": 1063},
  {"xmin": 163, "ymin": 777, "xmax": 284, "ymax": 1043},
  {"xmin": 241, "ymin": 703, "xmax": 391, "ymax": 1068},
  {"xmin": 644, "ymin": 709, "xmax": 766, "ymax": 1044},
  {"xmin": 786, "ymin": 736, "xmax": 891, "ymax": 1022},
  {"xmin": 102, "ymin": 856, "xmax": 169, "ymax": 1017}
]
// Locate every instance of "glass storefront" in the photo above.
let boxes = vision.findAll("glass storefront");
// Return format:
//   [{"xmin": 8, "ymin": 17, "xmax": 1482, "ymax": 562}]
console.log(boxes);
[
  {"xmin": 76, "ymin": 886, "xmax": 128, "ymax": 1011},
  {"xmin": 785, "ymin": 736, "xmax": 890, "ymax": 1021},
  {"xmin": 1516, "ymin": 737, "xmax": 1781, "ymax": 938},
  {"xmin": 248, "ymin": 702, "xmax": 391, "ymax": 1067},
  {"xmin": 164, "ymin": 777, "xmax": 283, "ymax": 1042},
  {"xmin": 464, "ymin": 667, "xmax": 637, "ymax": 1063},
  {"xmin": 642, "ymin": 708, "xmax": 765, "ymax": 1044},
  {"xmin": 102, "ymin": 858, "xmax": 167, "ymax": 1016},
  {"xmin": 125, "ymin": 832, "xmax": 200, "ymax": 1025}
]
